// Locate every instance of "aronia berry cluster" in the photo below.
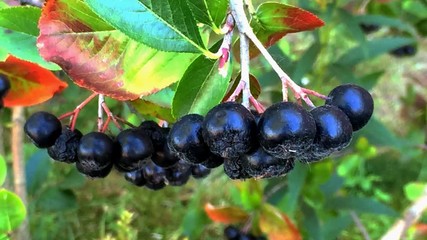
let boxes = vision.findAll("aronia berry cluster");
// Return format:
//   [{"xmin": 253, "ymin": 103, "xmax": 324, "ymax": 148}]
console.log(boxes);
[{"xmin": 24, "ymin": 84, "xmax": 373, "ymax": 185}]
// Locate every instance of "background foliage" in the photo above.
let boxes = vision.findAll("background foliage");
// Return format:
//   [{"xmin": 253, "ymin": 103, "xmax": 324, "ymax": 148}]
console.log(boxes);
[{"xmin": 0, "ymin": 0, "xmax": 426, "ymax": 239}]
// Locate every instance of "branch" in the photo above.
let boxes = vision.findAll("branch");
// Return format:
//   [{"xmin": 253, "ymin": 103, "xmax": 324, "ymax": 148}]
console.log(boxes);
[
  {"xmin": 11, "ymin": 107, "xmax": 31, "ymax": 240},
  {"xmin": 381, "ymin": 187, "xmax": 427, "ymax": 240},
  {"xmin": 239, "ymin": 32, "xmax": 250, "ymax": 108},
  {"xmin": 350, "ymin": 211, "xmax": 371, "ymax": 240},
  {"xmin": 98, "ymin": 94, "xmax": 104, "ymax": 132}
]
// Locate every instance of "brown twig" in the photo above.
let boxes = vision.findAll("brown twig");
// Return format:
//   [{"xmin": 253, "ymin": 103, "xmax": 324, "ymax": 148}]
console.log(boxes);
[
  {"xmin": 350, "ymin": 211, "xmax": 371, "ymax": 240},
  {"xmin": 11, "ymin": 107, "xmax": 31, "ymax": 240},
  {"xmin": 381, "ymin": 187, "xmax": 427, "ymax": 240}
]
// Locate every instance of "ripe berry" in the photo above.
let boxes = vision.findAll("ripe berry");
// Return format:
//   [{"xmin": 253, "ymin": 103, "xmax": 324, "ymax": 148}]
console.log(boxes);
[
  {"xmin": 241, "ymin": 147, "xmax": 294, "ymax": 178},
  {"xmin": 223, "ymin": 158, "xmax": 250, "ymax": 180},
  {"xmin": 326, "ymin": 84, "xmax": 374, "ymax": 131},
  {"xmin": 224, "ymin": 225, "xmax": 241, "ymax": 240},
  {"xmin": 0, "ymin": 74, "xmax": 11, "ymax": 98},
  {"xmin": 115, "ymin": 128, "xmax": 154, "ymax": 171},
  {"xmin": 390, "ymin": 45, "xmax": 417, "ymax": 57},
  {"xmin": 151, "ymin": 141, "xmax": 180, "ymax": 168},
  {"xmin": 77, "ymin": 132, "xmax": 117, "ymax": 174},
  {"xmin": 124, "ymin": 168, "xmax": 146, "ymax": 187},
  {"xmin": 299, "ymin": 105, "xmax": 353, "ymax": 163},
  {"xmin": 165, "ymin": 160, "xmax": 191, "ymax": 186},
  {"xmin": 143, "ymin": 161, "xmax": 166, "ymax": 190},
  {"xmin": 203, "ymin": 102, "xmax": 257, "ymax": 158},
  {"xmin": 359, "ymin": 23, "xmax": 380, "ymax": 34},
  {"xmin": 201, "ymin": 154, "xmax": 224, "ymax": 169},
  {"xmin": 139, "ymin": 121, "xmax": 166, "ymax": 151},
  {"xmin": 168, "ymin": 114, "xmax": 210, "ymax": 164},
  {"xmin": 191, "ymin": 164, "xmax": 211, "ymax": 179},
  {"xmin": 258, "ymin": 102, "xmax": 316, "ymax": 159},
  {"xmin": 47, "ymin": 126, "xmax": 82, "ymax": 163},
  {"xmin": 76, "ymin": 161, "xmax": 113, "ymax": 178},
  {"xmin": 24, "ymin": 111, "xmax": 62, "ymax": 148}
]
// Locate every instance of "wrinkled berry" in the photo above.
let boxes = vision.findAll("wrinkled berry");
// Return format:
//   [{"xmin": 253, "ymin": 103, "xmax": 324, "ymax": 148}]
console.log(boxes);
[
  {"xmin": 241, "ymin": 147, "xmax": 294, "ymax": 178},
  {"xmin": 191, "ymin": 164, "xmax": 211, "ymax": 179},
  {"xmin": 165, "ymin": 160, "xmax": 191, "ymax": 186},
  {"xmin": 223, "ymin": 158, "xmax": 250, "ymax": 180},
  {"xmin": 326, "ymin": 84, "xmax": 374, "ymax": 131},
  {"xmin": 24, "ymin": 111, "xmax": 62, "ymax": 148},
  {"xmin": 168, "ymin": 114, "xmax": 210, "ymax": 164},
  {"xmin": 47, "ymin": 126, "xmax": 82, "ymax": 163},
  {"xmin": 76, "ymin": 161, "xmax": 113, "ymax": 178},
  {"xmin": 139, "ymin": 121, "xmax": 166, "ymax": 150},
  {"xmin": 203, "ymin": 102, "xmax": 257, "ymax": 158},
  {"xmin": 258, "ymin": 102, "xmax": 316, "ymax": 159},
  {"xmin": 115, "ymin": 128, "xmax": 154, "ymax": 171}
]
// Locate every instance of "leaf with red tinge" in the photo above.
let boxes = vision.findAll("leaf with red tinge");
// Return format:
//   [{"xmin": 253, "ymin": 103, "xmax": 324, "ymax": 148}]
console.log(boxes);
[
  {"xmin": 259, "ymin": 204, "xmax": 302, "ymax": 240},
  {"xmin": 223, "ymin": 73, "xmax": 261, "ymax": 101},
  {"xmin": 235, "ymin": 3, "xmax": 324, "ymax": 59},
  {"xmin": 204, "ymin": 203, "xmax": 249, "ymax": 224},
  {"xmin": 37, "ymin": 0, "xmax": 197, "ymax": 101},
  {"xmin": 0, "ymin": 55, "xmax": 67, "ymax": 107}
]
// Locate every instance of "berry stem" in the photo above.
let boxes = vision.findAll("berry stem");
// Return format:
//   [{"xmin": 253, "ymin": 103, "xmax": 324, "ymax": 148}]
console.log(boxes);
[
  {"xmin": 114, "ymin": 116, "xmax": 136, "ymax": 128},
  {"xmin": 229, "ymin": 0, "xmax": 316, "ymax": 107},
  {"xmin": 249, "ymin": 96, "xmax": 265, "ymax": 113},
  {"xmin": 101, "ymin": 101, "xmax": 122, "ymax": 132},
  {"xmin": 98, "ymin": 94, "xmax": 104, "ymax": 132},
  {"xmin": 58, "ymin": 92, "xmax": 98, "ymax": 131},
  {"xmin": 239, "ymin": 32, "xmax": 251, "ymax": 109}
]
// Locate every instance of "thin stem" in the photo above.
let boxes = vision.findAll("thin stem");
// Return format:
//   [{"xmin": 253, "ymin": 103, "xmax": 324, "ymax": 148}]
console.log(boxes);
[
  {"xmin": 350, "ymin": 211, "xmax": 371, "ymax": 240},
  {"xmin": 227, "ymin": 81, "xmax": 245, "ymax": 102},
  {"xmin": 115, "ymin": 116, "xmax": 136, "ymax": 128},
  {"xmin": 239, "ymin": 32, "xmax": 250, "ymax": 109},
  {"xmin": 59, "ymin": 92, "xmax": 98, "ymax": 130},
  {"xmin": 249, "ymin": 96, "xmax": 265, "ymax": 113},
  {"xmin": 101, "ymin": 102, "xmax": 122, "ymax": 131},
  {"xmin": 98, "ymin": 95, "xmax": 104, "ymax": 132}
]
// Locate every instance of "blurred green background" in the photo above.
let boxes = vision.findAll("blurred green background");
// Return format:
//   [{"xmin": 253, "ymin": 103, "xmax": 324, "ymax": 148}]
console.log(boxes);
[{"xmin": 2, "ymin": 0, "xmax": 427, "ymax": 239}]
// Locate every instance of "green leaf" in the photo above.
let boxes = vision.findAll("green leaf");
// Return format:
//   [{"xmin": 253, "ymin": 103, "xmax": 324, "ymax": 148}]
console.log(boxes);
[
  {"xmin": 354, "ymin": 118, "xmax": 401, "ymax": 147},
  {"xmin": 141, "ymin": 87, "xmax": 175, "ymax": 109},
  {"xmin": 336, "ymin": 37, "xmax": 416, "ymax": 66},
  {"xmin": 355, "ymin": 14, "xmax": 417, "ymax": 36},
  {"xmin": 187, "ymin": 0, "xmax": 228, "ymax": 31},
  {"xmin": 325, "ymin": 196, "xmax": 397, "ymax": 216},
  {"xmin": 36, "ymin": 188, "xmax": 77, "ymax": 212},
  {"xmin": 337, "ymin": 9, "xmax": 366, "ymax": 43},
  {"xmin": 38, "ymin": 0, "xmax": 198, "ymax": 100},
  {"xmin": 59, "ymin": 168, "xmax": 86, "ymax": 190},
  {"xmin": 322, "ymin": 214, "xmax": 352, "ymax": 239},
  {"xmin": 0, "ymin": 189, "xmax": 26, "ymax": 234},
  {"xmin": 131, "ymin": 99, "xmax": 175, "ymax": 123},
  {"xmin": 0, "ymin": 6, "xmax": 41, "ymax": 36},
  {"xmin": 0, "ymin": 2, "xmax": 9, "ymax": 9},
  {"xmin": 0, "ymin": 155, "xmax": 5, "ymax": 187},
  {"xmin": 86, "ymin": 0, "xmax": 207, "ymax": 53},
  {"xmin": 172, "ymin": 48, "xmax": 231, "ymax": 118},
  {"xmin": 25, "ymin": 150, "xmax": 51, "ymax": 195},
  {"xmin": 403, "ymin": 0, "xmax": 427, "ymax": 18},
  {"xmin": 404, "ymin": 182, "xmax": 427, "ymax": 201},
  {"xmin": 278, "ymin": 162, "xmax": 307, "ymax": 217}
]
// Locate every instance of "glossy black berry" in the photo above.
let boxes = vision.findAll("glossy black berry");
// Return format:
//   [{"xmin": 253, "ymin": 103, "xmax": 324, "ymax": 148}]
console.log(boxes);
[
  {"xmin": 390, "ymin": 45, "xmax": 417, "ymax": 57},
  {"xmin": 47, "ymin": 126, "xmax": 82, "ymax": 163},
  {"xmin": 359, "ymin": 23, "xmax": 380, "ymax": 34},
  {"xmin": 124, "ymin": 168, "xmax": 146, "ymax": 187},
  {"xmin": 258, "ymin": 102, "xmax": 316, "ymax": 159},
  {"xmin": 77, "ymin": 132, "xmax": 117, "ymax": 172},
  {"xmin": 24, "ymin": 111, "xmax": 62, "ymax": 148},
  {"xmin": 191, "ymin": 164, "xmax": 211, "ymax": 179},
  {"xmin": 224, "ymin": 225, "xmax": 241, "ymax": 240},
  {"xmin": 201, "ymin": 153, "xmax": 224, "ymax": 169},
  {"xmin": 151, "ymin": 141, "xmax": 180, "ymax": 168},
  {"xmin": 299, "ymin": 105, "xmax": 353, "ymax": 163},
  {"xmin": 76, "ymin": 161, "xmax": 113, "ymax": 178},
  {"xmin": 0, "ymin": 74, "xmax": 11, "ymax": 98},
  {"xmin": 168, "ymin": 114, "xmax": 210, "ymax": 164},
  {"xmin": 223, "ymin": 158, "xmax": 250, "ymax": 180},
  {"xmin": 139, "ymin": 121, "xmax": 166, "ymax": 151},
  {"xmin": 165, "ymin": 160, "xmax": 191, "ymax": 186},
  {"xmin": 203, "ymin": 102, "xmax": 257, "ymax": 158},
  {"xmin": 115, "ymin": 128, "xmax": 154, "ymax": 172},
  {"xmin": 241, "ymin": 147, "xmax": 294, "ymax": 178},
  {"xmin": 143, "ymin": 161, "xmax": 166, "ymax": 190},
  {"xmin": 326, "ymin": 84, "xmax": 374, "ymax": 131}
]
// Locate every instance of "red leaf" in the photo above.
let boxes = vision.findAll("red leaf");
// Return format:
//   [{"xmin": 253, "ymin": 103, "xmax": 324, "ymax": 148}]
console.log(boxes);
[
  {"xmin": 259, "ymin": 204, "xmax": 302, "ymax": 240},
  {"xmin": 204, "ymin": 203, "xmax": 250, "ymax": 224},
  {"xmin": 0, "ymin": 56, "xmax": 67, "ymax": 107}
]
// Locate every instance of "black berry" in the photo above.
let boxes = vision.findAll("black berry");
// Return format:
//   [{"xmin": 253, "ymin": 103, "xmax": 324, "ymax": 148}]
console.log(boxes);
[
  {"xmin": 389, "ymin": 45, "xmax": 417, "ymax": 57},
  {"xmin": 77, "ymin": 132, "xmax": 117, "ymax": 177},
  {"xmin": 241, "ymin": 147, "xmax": 294, "ymax": 178},
  {"xmin": 223, "ymin": 158, "xmax": 250, "ymax": 180},
  {"xmin": 47, "ymin": 126, "xmax": 82, "ymax": 163},
  {"xmin": 0, "ymin": 74, "xmax": 11, "ymax": 98},
  {"xmin": 326, "ymin": 84, "xmax": 374, "ymax": 131},
  {"xmin": 203, "ymin": 102, "xmax": 257, "ymax": 158},
  {"xmin": 224, "ymin": 225, "xmax": 241, "ymax": 240},
  {"xmin": 24, "ymin": 111, "xmax": 62, "ymax": 148},
  {"xmin": 191, "ymin": 164, "xmax": 211, "ymax": 179},
  {"xmin": 168, "ymin": 114, "xmax": 210, "ymax": 164},
  {"xmin": 76, "ymin": 161, "xmax": 113, "ymax": 178},
  {"xmin": 359, "ymin": 23, "xmax": 380, "ymax": 34},
  {"xmin": 139, "ymin": 121, "xmax": 166, "ymax": 151},
  {"xmin": 165, "ymin": 160, "xmax": 191, "ymax": 186},
  {"xmin": 124, "ymin": 168, "xmax": 146, "ymax": 187},
  {"xmin": 143, "ymin": 161, "xmax": 166, "ymax": 190},
  {"xmin": 258, "ymin": 102, "xmax": 316, "ymax": 159},
  {"xmin": 201, "ymin": 153, "xmax": 224, "ymax": 169},
  {"xmin": 299, "ymin": 105, "xmax": 353, "ymax": 163},
  {"xmin": 115, "ymin": 128, "xmax": 154, "ymax": 172}
]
